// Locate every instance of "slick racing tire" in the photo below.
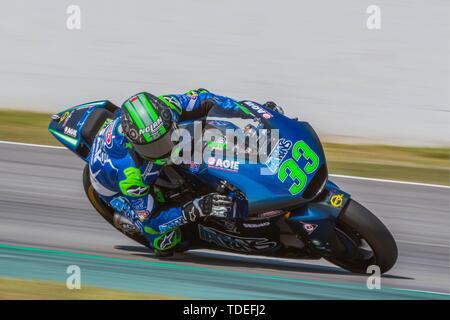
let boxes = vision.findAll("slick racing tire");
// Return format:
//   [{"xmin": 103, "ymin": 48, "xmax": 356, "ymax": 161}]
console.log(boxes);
[
  {"xmin": 82, "ymin": 164, "xmax": 150, "ymax": 248},
  {"xmin": 325, "ymin": 199, "xmax": 398, "ymax": 274}
]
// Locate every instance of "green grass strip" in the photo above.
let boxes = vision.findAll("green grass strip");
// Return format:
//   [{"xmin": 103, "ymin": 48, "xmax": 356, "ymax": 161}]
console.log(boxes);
[{"xmin": 0, "ymin": 277, "xmax": 178, "ymax": 300}]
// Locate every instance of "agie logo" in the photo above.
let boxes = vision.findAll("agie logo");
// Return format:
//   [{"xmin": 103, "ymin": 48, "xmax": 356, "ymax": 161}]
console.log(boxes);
[{"xmin": 207, "ymin": 157, "xmax": 239, "ymax": 173}]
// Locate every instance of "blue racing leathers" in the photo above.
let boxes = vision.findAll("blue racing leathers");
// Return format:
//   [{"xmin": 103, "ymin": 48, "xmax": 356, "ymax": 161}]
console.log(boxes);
[{"xmin": 88, "ymin": 89, "xmax": 239, "ymax": 251}]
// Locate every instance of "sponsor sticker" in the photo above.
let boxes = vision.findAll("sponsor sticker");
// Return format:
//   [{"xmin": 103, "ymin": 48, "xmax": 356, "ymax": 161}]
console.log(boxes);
[
  {"xmin": 207, "ymin": 157, "xmax": 239, "ymax": 173},
  {"xmin": 198, "ymin": 225, "xmax": 278, "ymax": 253},
  {"xmin": 265, "ymin": 138, "xmax": 293, "ymax": 173},
  {"xmin": 139, "ymin": 117, "xmax": 163, "ymax": 136},
  {"xmin": 330, "ymin": 194, "xmax": 344, "ymax": 208},
  {"xmin": 207, "ymin": 137, "xmax": 227, "ymax": 151},
  {"xmin": 243, "ymin": 101, "xmax": 273, "ymax": 120},
  {"xmin": 98, "ymin": 118, "xmax": 113, "ymax": 134},
  {"xmin": 109, "ymin": 197, "xmax": 134, "ymax": 218},
  {"xmin": 327, "ymin": 190, "xmax": 347, "ymax": 209},
  {"xmin": 105, "ymin": 122, "xmax": 114, "ymax": 148},
  {"xmin": 159, "ymin": 216, "xmax": 184, "ymax": 233},
  {"xmin": 64, "ymin": 126, "xmax": 77, "ymax": 138},
  {"xmin": 131, "ymin": 197, "xmax": 146, "ymax": 210},
  {"xmin": 242, "ymin": 221, "xmax": 271, "ymax": 229},
  {"xmin": 303, "ymin": 223, "xmax": 318, "ymax": 234},
  {"xmin": 59, "ymin": 111, "xmax": 72, "ymax": 125},
  {"xmin": 189, "ymin": 162, "xmax": 200, "ymax": 173},
  {"xmin": 136, "ymin": 210, "xmax": 150, "ymax": 222}
]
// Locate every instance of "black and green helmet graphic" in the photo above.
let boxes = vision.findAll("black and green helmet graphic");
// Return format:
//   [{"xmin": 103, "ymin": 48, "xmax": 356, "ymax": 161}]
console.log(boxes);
[{"xmin": 121, "ymin": 92, "xmax": 175, "ymax": 160}]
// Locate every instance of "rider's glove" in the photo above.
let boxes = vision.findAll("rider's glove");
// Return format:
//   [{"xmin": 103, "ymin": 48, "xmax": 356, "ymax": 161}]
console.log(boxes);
[
  {"xmin": 263, "ymin": 101, "xmax": 285, "ymax": 115},
  {"xmin": 182, "ymin": 193, "xmax": 233, "ymax": 223}
]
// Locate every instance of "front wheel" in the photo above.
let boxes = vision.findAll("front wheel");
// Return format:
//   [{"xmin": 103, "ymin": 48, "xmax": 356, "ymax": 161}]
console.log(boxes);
[{"xmin": 325, "ymin": 200, "xmax": 398, "ymax": 274}]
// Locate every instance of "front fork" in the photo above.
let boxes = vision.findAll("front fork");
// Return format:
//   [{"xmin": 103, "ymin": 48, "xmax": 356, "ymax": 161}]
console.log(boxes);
[{"xmin": 284, "ymin": 180, "xmax": 351, "ymax": 256}]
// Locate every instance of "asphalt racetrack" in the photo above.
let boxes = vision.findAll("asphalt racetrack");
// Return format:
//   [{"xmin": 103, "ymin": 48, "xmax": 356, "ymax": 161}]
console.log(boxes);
[{"xmin": 0, "ymin": 142, "xmax": 448, "ymax": 299}]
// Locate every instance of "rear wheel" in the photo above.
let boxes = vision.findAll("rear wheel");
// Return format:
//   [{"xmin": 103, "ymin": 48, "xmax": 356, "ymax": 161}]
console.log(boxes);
[
  {"xmin": 82, "ymin": 164, "xmax": 150, "ymax": 248},
  {"xmin": 325, "ymin": 200, "xmax": 398, "ymax": 274}
]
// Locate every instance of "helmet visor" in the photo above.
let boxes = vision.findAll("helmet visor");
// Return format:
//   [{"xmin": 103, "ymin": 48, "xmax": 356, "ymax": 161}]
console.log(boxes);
[{"xmin": 133, "ymin": 129, "xmax": 175, "ymax": 160}]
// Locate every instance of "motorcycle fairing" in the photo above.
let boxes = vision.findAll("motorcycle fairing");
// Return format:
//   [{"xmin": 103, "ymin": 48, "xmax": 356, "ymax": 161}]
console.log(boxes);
[
  {"xmin": 177, "ymin": 102, "xmax": 328, "ymax": 215},
  {"xmin": 286, "ymin": 180, "xmax": 351, "ymax": 254},
  {"xmin": 181, "ymin": 214, "xmax": 284, "ymax": 254},
  {"xmin": 176, "ymin": 179, "xmax": 351, "ymax": 256},
  {"xmin": 48, "ymin": 100, "xmax": 117, "ymax": 160}
]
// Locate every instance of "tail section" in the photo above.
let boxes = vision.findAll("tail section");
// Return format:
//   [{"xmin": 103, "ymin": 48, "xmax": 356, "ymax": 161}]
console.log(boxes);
[{"xmin": 48, "ymin": 100, "xmax": 118, "ymax": 160}]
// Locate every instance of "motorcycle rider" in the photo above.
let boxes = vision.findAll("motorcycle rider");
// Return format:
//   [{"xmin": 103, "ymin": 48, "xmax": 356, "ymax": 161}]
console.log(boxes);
[{"xmin": 88, "ymin": 89, "xmax": 283, "ymax": 255}]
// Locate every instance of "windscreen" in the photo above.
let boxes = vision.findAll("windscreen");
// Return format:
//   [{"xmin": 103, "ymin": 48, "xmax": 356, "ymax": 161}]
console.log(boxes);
[{"xmin": 205, "ymin": 104, "xmax": 277, "ymax": 163}]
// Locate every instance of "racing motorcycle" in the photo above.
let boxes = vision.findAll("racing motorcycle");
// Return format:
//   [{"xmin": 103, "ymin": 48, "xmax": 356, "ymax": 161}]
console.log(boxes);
[{"xmin": 48, "ymin": 99, "xmax": 398, "ymax": 274}]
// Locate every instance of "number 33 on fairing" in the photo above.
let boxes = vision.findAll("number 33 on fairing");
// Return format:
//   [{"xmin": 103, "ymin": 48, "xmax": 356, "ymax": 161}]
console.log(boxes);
[{"xmin": 278, "ymin": 140, "xmax": 319, "ymax": 196}]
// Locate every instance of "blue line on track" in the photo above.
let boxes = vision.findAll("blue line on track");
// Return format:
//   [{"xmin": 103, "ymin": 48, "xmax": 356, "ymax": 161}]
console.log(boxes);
[{"xmin": 0, "ymin": 243, "xmax": 448, "ymax": 300}]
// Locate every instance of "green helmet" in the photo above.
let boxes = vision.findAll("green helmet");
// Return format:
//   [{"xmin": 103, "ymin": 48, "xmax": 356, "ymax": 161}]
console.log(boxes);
[{"xmin": 121, "ymin": 92, "xmax": 175, "ymax": 161}]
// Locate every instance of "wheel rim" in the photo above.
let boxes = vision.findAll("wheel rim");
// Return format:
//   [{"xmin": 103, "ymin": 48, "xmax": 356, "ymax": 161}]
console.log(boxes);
[{"xmin": 335, "ymin": 225, "xmax": 376, "ymax": 264}]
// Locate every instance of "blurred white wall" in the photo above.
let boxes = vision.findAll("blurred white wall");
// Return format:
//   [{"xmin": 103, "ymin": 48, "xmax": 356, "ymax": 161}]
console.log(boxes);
[{"xmin": 0, "ymin": 0, "xmax": 448, "ymax": 145}]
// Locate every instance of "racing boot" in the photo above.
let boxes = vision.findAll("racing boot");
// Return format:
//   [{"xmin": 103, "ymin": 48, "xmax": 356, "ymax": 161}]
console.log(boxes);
[{"xmin": 154, "ymin": 239, "xmax": 190, "ymax": 258}]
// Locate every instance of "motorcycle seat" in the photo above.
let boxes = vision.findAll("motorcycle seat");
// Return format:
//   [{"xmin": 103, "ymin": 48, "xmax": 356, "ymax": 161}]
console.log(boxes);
[{"xmin": 81, "ymin": 108, "xmax": 115, "ymax": 147}]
